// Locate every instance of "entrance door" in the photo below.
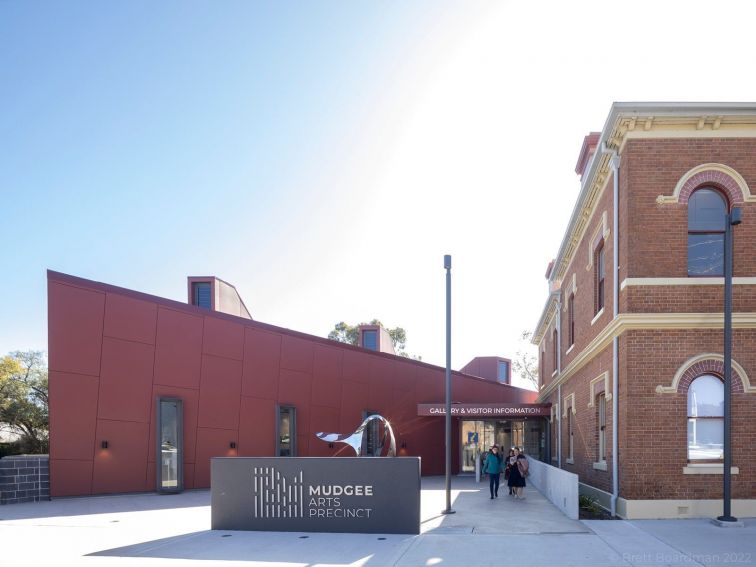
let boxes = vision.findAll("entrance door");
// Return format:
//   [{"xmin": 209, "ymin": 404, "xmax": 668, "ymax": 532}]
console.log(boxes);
[
  {"xmin": 460, "ymin": 420, "xmax": 496, "ymax": 472},
  {"xmin": 157, "ymin": 397, "xmax": 183, "ymax": 493}
]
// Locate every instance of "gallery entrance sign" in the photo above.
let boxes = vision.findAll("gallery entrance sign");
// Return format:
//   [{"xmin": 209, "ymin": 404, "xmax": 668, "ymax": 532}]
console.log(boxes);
[{"xmin": 211, "ymin": 457, "xmax": 421, "ymax": 534}]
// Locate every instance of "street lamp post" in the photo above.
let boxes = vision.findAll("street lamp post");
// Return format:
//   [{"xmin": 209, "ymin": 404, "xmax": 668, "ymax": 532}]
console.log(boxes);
[
  {"xmin": 717, "ymin": 206, "xmax": 741, "ymax": 525},
  {"xmin": 442, "ymin": 254, "xmax": 455, "ymax": 515}
]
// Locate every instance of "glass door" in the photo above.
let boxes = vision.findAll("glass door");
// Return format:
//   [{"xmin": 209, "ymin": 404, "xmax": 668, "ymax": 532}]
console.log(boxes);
[
  {"xmin": 460, "ymin": 420, "xmax": 496, "ymax": 472},
  {"xmin": 157, "ymin": 397, "xmax": 183, "ymax": 493}
]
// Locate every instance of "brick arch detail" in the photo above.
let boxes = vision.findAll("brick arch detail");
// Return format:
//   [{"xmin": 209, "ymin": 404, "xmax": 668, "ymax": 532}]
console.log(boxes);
[
  {"xmin": 656, "ymin": 353, "xmax": 753, "ymax": 394},
  {"xmin": 678, "ymin": 359, "xmax": 744, "ymax": 394},
  {"xmin": 674, "ymin": 164, "xmax": 750, "ymax": 205},
  {"xmin": 679, "ymin": 171, "xmax": 742, "ymax": 205}
]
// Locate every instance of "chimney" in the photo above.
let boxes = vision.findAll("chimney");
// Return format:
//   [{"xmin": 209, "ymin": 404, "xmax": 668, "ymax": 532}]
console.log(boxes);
[
  {"xmin": 575, "ymin": 132, "xmax": 601, "ymax": 181},
  {"xmin": 187, "ymin": 276, "xmax": 252, "ymax": 319}
]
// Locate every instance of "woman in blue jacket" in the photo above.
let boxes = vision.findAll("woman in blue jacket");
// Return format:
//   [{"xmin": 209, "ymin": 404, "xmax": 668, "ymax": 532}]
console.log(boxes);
[{"xmin": 483, "ymin": 445, "xmax": 503, "ymax": 499}]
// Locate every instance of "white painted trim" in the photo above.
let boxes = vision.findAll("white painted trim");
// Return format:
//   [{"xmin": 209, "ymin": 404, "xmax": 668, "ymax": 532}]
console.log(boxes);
[
  {"xmin": 683, "ymin": 464, "xmax": 739, "ymax": 475},
  {"xmin": 656, "ymin": 162, "xmax": 754, "ymax": 204},
  {"xmin": 565, "ymin": 458, "xmax": 574, "ymax": 465},
  {"xmin": 588, "ymin": 372, "xmax": 612, "ymax": 406},
  {"xmin": 616, "ymin": 497, "xmax": 756, "ymax": 519},
  {"xmin": 656, "ymin": 353, "xmax": 754, "ymax": 394},
  {"xmin": 585, "ymin": 211, "xmax": 610, "ymax": 271},
  {"xmin": 621, "ymin": 277, "xmax": 756, "ymax": 289},
  {"xmin": 592, "ymin": 461, "xmax": 607, "ymax": 471},
  {"xmin": 565, "ymin": 344, "xmax": 574, "ymax": 356},
  {"xmin": 590, "ymin": 308, "xmax": 604, "ymax": 326},
  {"xmin": 562, "ymin": 393, "xmax": 576, "ymax": 417},
  {"xmin": 537, "ymin": 312, "xmax": 756, "ymax": 402}
]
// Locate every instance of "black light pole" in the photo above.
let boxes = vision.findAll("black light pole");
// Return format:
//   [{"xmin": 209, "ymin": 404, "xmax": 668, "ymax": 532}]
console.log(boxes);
[
  {"xmin": 442, "ymin": 254, "xmax": 455, "ymax": 515},
  {"xmin": 718, "ymin": 206, "xmax": 741, "ymax": 524}
]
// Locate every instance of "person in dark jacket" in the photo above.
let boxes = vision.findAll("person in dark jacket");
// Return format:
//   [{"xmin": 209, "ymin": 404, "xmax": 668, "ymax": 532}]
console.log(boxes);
[
  {"xmin": 483, "ymin": 444, "xmax": 503, "ymax": 499},
  {"xmin": 504, "ymin": 448, "xmax": 516, "ymax": 494},
  {"xmin": 507, "ymin": 447, "xmax": 526, "ymax": 497}
]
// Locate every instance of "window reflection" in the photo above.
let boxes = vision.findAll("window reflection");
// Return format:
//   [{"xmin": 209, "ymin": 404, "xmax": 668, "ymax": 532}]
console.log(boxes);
[{"xmin": 687, "ymin": 375, "xmax": 724, "ymax": 461}]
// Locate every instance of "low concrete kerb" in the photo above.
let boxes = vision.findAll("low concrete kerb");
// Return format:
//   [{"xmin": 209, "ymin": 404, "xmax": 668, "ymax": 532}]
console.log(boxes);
[{"xmin": 711, "ymin": 518, "xmax": 745, "ymax": 528}]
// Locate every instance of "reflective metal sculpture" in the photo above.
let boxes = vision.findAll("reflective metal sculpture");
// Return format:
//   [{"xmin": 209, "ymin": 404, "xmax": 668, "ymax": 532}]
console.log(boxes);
[{"xmin": 316, "ymin": 414, "xmax": 396, "ymax": 457}]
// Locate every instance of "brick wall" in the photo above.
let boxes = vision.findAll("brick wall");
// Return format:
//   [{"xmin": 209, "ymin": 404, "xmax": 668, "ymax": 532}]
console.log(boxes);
[
  {"xmin": 0, "ymin": 455, "xmax": 50, "ymax": 504},
  {"xmin": 621, "ymin": 329, "xmax": 755, "ymax": 501},
  {"xmin": 624, "ymin": 138, "xmax": 756, "ymax": 278},
  {"xmin": 538, "ymin": 135, "xmax": 756, "ymax": 508}
]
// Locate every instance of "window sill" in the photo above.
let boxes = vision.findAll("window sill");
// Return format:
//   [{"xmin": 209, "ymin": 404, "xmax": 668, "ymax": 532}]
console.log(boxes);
[
  {"xmin": 566, "ymin": 344, "xmax": 574, "ymax": 356},
  {"xmin": 551, "ymin": 370, "xmax": 558, "ymax": 378},
  {"xmin": 566, "ymin": 458, "xmax": 574, "ymax": 465},
  {"xmin": 590, "ymin": 308, "xmax": 604, "ymax": 326},
  {"xmin": 682, "ymin": 464, "xmax": 739, "ymax": 475},
  {"xmin": 592, "ymin": 461, "xmax": 607, "ymax": 471}
]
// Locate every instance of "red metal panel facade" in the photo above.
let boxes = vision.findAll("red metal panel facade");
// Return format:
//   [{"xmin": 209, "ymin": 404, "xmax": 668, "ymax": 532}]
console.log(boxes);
[{"xmin": 48, "ymin": 270, "xmax": 538, "ymax": 497}]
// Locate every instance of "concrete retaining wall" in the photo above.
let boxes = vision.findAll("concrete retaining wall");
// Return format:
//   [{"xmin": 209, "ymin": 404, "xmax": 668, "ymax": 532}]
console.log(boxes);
[
  {"xmin": 0, "ymin": 455, "xmax": 50, "ymax": 504},
  {"xmin": 527, "ymin": 457, "xmax": 579, "ymax": 519}
]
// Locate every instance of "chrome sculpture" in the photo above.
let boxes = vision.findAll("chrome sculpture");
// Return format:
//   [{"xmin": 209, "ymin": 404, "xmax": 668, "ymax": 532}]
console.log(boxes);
[{"xmin": 315, "ymin": 414, "xmax": 396, "ymax": 457}]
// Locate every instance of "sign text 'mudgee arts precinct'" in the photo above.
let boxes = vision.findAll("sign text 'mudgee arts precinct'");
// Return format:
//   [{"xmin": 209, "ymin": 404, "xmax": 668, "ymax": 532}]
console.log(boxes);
[{"xmin": 211, "ymin": 457, "xmax": 421, "ymax": 534}]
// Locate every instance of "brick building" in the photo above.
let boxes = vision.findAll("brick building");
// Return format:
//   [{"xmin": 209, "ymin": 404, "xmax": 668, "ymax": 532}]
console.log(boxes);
[{"xmin": 534, "ymin": 102, "xmax": 756, "ymax": 519}]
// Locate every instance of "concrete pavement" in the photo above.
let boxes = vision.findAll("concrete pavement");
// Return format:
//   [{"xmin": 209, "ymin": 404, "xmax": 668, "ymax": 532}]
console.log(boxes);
[{"xmin": 0, "ymin": 476, "xmax": 753, "ymax": 566}]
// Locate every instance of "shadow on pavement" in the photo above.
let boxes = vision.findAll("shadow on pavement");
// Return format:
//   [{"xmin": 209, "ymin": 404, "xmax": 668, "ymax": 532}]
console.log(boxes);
[
  {"xmin": 88, "ymin": 529, "xmax": 414, "ymax": 565},
  {"xmin": 0, "ymin": 489, "xmax": 210, "ymax": 521}
]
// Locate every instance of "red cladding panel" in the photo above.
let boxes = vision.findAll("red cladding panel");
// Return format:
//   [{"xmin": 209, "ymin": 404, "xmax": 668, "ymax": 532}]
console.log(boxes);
[
  {"xmin": 280, "ymin": 335, "xmax": 314, "ymax": 373},
  {"xmin": 154, "ymin": 308, "xmax": 203, "ymax": 389},
  {"xmin": 148, "ymin": 386, "xmax": 200, "ymax": 464},
  {"xmin": 278, "ymin": 369, "xmax": 312, "ymax": 434},
  {"xmin": 202, "ymin": 317, "xmax": 244, "ymax": 361},
  {"xmin": 183, "ymin": 463, "xmax": 196, "ymax": 490},
  {"xmin": 308, "ymin": 405, "xmax": 340, "ymax": 457},
  {"xmin": 297, "ymin": 433, "xmax": 310, "ymax": 456},
  {"xmin": 48, "ymin": 282, "xmax": 105, "ymax": 376},
  {"xmin": 49, "ymin": 371, "xmax": 99, "ymax": 461},
  {"xmin": 92, "ymin": 420, "xmax": 149, "ymax": 494},
  {"xmin": 340, "ymin": 380, "xmax": 368, "ymax": 432},
  {"xmin": 145, "ymin": 461, "xmax": 156, "ymax": 491},
  {"xmin": 103, "ymin": 293, "xmax": 157, "ymax": 344},
  {"xmin": 342, "ymin": 350, "xmax": 370, "ymax": 384},
  {"xmin": 198, "ymin": 355, "xmax": 243, "ymax": 430},
  {"xmin": 98, "ymin": 338, "xmax": 154, "ymax": 422},
  {"xmin": 415, "ymin": 367, "xmax": 444, "ymax": 402},
  {"xmin": 241, "ymin": 328, "xmax": 281, "ymax": 400},
  {"xmin": 391, "ymin": 360, "xmax": 415, "ymax": 392},
  {"xmin": 238, "ymin": 396, "xmax": 275, "ymax": 456},
  {"xmin": 194, "ymin": 427, "xmax": 239, "ymax": 488},
  {"xmin": 50, "ymin": 460, "xmax": 93, "ymax": 497},
  {"xmin": 311, "ymin": 345, "xmax": 343, "ymax": 408}
]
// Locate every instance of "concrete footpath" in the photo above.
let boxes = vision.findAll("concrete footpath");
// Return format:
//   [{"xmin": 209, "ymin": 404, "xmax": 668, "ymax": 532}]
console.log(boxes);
[{"xmin": 0, "ymin": 476, "xmax": 753, "ymax": 567}]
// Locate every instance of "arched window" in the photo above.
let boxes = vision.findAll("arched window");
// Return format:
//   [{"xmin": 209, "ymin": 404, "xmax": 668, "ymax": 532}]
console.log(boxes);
[
  {"xmin": 688, "ymin": 188, "xmax": 727, "ymax": 276},
  {"xmin": 687, "ymin": 375, "xmax": 724, "ymax": 462}
]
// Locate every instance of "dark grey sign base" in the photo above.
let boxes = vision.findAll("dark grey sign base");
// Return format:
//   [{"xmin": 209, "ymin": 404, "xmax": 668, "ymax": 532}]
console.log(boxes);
[{"xmin": 211, "ymin": 457, "xmax": 421, "ymax": 534}]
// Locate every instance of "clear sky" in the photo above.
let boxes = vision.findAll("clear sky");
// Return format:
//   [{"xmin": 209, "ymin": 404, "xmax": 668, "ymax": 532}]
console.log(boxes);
[{"xmin": 2, "ymin": 0, "xmax": 756, "ymax": 390}]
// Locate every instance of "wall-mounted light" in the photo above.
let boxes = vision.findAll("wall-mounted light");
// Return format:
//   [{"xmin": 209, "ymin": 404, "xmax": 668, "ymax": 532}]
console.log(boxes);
[
  {"xmin": 230, "ymin": 442, "xmax": 236, "ymax": 449},
  {"xmin": 101, "ymin": 440, "xmax": 109, "ymax": 449},
  {"xmin": 401, "ymin": 442, "xmax": 407, "ymax": 449},
  {"xmin": 328, "ymin": 443, "xmax": 334, "ymax": 449}
]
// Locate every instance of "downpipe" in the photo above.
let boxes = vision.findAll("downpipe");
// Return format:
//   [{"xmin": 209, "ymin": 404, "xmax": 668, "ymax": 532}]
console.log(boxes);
[{"xmin": 606, "ymin": 147, "xmax": 620, "ymax": 518}]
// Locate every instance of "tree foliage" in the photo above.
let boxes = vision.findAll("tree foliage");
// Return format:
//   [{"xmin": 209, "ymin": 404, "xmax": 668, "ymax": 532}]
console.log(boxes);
[
  {"xmin": 512, "ymin": 331, "xmax": 539, "ymax": 390},
  {"xmin": 0, "ymin": 351, "xmax": 49, "ymax": 454},
  {"xmin": 328, "ymin": 319, "xmax": 419, "ymax": 359}
]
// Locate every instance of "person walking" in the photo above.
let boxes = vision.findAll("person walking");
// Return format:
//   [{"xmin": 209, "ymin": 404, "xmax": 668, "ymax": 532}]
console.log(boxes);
[
  {"xmin": 514, "ymin": 447, "xmax": 529, "ymax": 499},
  {"xmin": 504, "ymin": 448, "xmax": 516, "ymax": 495},
  {"xmin": 484, "ymin": 444, "xmax": 503, "ymax": 499},
  {"xmin": 507, "ymin": 447, "xmax": 525, "ymax": 498}
]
